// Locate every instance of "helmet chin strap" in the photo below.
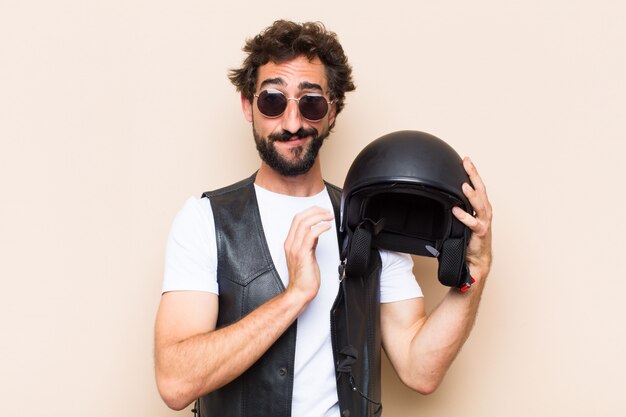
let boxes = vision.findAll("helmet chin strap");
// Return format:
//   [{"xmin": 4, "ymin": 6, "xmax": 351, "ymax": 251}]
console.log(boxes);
[
  {"xmin": 437, "ymin": 216, "xmax": 473, "ymax": 290},
  {"xmin": 342, "ymin": 218, "xmax": 385, "ymax": 278},
  {"xmin": 336, "ymin": 219, "xmax": 384, "ymax": 415}
]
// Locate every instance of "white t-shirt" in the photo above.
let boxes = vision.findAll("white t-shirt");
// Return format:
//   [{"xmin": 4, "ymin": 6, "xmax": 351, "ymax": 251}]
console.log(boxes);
[{"xmin": 163, "ymin": 185, "xmax": 422, "ymax": 417}]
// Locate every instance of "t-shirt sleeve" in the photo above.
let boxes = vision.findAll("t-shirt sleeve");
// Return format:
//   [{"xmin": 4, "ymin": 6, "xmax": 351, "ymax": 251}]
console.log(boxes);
[
  {"xmin": 161, "ymin": 197, "xmax": 219, "ymax": 294},
  {"xmin": 379, "ymin": 250, "xmax": 423, "ymax": 303}
]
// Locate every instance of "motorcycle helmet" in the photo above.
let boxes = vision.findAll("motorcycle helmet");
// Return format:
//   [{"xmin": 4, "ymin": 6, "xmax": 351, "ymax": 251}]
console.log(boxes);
[{"xmin": 340, "ymin": 130, "xmax": 474, "ymax": 290}]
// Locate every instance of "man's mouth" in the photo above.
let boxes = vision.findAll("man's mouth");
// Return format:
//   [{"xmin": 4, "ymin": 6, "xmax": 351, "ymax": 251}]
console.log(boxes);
[
  {"xmin": 286, "ymin": 135, "xmax": 306, "ymax": 142},
  {"xmin": 270, "ymin": 129, "xmax": 317, "ymax": 143}
]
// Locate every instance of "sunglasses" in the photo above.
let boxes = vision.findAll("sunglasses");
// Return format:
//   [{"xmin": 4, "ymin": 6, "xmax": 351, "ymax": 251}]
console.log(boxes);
[{"xmin": 254, "ymin": 89, "xmax": 334, "ymax": 121}]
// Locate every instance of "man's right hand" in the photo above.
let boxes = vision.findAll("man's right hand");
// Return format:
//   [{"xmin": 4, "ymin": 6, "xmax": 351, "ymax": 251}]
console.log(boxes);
[{"xmin": 283, "ymin": 206, "xmax": 334, "ymax": 305}]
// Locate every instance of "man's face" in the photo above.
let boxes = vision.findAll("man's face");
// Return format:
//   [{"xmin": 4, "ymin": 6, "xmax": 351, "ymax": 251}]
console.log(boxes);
[{"xmin": 242, "ymin": 56, "xmax": 336, "ymax": 177}]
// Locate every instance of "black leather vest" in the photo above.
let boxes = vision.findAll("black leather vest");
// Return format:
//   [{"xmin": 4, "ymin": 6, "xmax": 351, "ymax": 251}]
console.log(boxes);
[{"xmin": 197, "ymin": 175, "xmax": 382, "ymax": 417}]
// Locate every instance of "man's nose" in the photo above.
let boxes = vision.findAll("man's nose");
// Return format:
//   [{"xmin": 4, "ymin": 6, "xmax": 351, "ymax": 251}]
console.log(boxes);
[{"xmin": 280, "ymin": 99, "xmax": 305, "ymax": 133}]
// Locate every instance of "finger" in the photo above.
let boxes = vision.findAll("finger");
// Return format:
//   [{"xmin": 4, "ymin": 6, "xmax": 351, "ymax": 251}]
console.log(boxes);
[
  {"xmin": 294, "ymin": 213, "xmax": 334, "ymax": 251},
  {"xmin": 463, "ymin": 157, "xmax": 486, "ymax": 194},
  {"xmin": 462, "ymin": 182, "xmax": 484, "ymax": 217},
  {"xmin": 285, "ymin": 207, "xmax": 334, "ymax": 251},
  {"xmin": 285, "ymin": 206, "xmax": 331, "ymax": 245},
  {"xmin": 285, "ymin": 217, "xmax": 333, "ymax": 268},
  {"xmin": 462, "ymin": 182, "xmax": 493, "ymax": 222},
  {"xmin": 462, "ymin": 157, "xmax": 492, "ymax": 219},
  {"xmin": 452, "ymin": 206, "xmax": 479, "ymax": 230},
  {"xmin": 452, "ymin": 206, "xmax": 490, "ymax": 238},
  {"xmin": 304, "ymin": 221, "xmax": 333, "ymax": 253}
]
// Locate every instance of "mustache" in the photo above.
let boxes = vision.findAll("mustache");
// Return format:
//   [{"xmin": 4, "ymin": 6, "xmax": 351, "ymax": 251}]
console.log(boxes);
[{"xmin": 268, "ymin": 128, "xmax": 318, "ymax": 142}]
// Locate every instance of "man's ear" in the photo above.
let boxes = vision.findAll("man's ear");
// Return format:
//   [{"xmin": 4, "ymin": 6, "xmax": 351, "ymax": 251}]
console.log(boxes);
[{"xmin": 241, "ymin": 94, "xmax": 253, "ymax": 122}]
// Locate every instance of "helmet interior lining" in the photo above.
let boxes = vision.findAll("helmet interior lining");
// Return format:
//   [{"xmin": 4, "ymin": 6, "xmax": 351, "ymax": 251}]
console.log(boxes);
[{"xmin": 362, "ymin": 192, "xmax": 449, "ymax": 241}]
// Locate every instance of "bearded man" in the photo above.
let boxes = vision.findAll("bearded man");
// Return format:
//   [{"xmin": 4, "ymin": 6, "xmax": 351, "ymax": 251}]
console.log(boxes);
[{"xmin": 154, "ymin": 20, "xmax": 493, "ymax": 417}]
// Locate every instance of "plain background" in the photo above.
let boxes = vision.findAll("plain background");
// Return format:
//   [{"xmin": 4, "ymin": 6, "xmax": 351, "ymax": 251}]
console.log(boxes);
[{"xmin": 1, "ymin": 0, "xmax": 625, "ymax": 416}]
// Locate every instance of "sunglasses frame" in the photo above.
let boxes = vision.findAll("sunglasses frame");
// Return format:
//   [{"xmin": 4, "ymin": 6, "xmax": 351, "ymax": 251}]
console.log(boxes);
[{"xmin": 254, "ymin": 88, "xmax": 334, "ymax": 121}]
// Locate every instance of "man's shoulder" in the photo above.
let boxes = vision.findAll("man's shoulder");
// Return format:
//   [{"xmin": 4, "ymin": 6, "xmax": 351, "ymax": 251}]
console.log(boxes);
[
  {"xmin": 202, "ymin": 174, "xmax": 343, "ymax": 199},
  {"xmin": 323, "ymin": 180, "xmax": 342, "ymax": 194},
  {"xmin": 323, "ymin": 180, "xmax": 342, "ymax": 211},
  {"xmin": 201, "ymin": 174, "xmax": 256, "ymax": 199}
]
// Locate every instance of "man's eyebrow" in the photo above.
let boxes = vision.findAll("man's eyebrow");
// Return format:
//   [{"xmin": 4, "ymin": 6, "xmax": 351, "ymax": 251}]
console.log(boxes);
[
  {"xmin": 259, "ymin": 78, "xmax": 285, "ymax": 89},
  {"xmin": 257, "ymin": 78, "xmax": 324, "ymax": 92},
  {"xmin": 298, "ymin": 81, "xmax": 323, "ymax": 92}
]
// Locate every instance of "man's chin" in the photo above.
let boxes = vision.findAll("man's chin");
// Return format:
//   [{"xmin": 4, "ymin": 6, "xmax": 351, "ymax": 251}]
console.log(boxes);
[
  {"xmin": 266, "ymin": 147, "xmax": 317, "ymax": 177},
  {"xmin": 254, "ymin": 126, "xmax": 327, "ymax": 177}
]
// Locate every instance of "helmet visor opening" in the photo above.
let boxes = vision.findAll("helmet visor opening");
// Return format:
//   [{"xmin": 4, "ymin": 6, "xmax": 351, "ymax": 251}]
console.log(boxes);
[{"xmin": 362, "ymin": 192, "xmax": 449, "ymax": 241}]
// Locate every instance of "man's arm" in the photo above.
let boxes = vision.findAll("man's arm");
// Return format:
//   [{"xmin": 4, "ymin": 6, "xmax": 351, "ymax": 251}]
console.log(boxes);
[
  {"xmin": 154, "ymin": 207, "xmax": 334, "ymax": 410},
  {"xmin": 155, "ymin": 289, "xmax": 308, "ymax": 410},
  {"xmin": 381, "ymin": 157, "xmax": 493, "ymax": 394}
]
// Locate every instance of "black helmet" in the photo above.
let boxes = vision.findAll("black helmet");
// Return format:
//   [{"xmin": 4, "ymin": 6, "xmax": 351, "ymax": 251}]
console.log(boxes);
[{"xmin": 340, "ymin": 130, "xmax": 474, "ymax": 290}]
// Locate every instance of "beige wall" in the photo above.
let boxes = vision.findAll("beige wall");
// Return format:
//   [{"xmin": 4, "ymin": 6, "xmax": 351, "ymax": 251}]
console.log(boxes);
[{"xmin": 1, "ymin": 0, "xmax": 625, "ymax": 416}]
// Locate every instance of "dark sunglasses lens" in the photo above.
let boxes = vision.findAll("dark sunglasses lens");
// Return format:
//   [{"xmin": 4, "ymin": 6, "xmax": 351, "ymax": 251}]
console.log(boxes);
[
  {"xmin": 257, "ymin": 90, "xmax": 287, "ymax": 117},
  {"xmin": 299, "ymin": 95, "xmax": 328, "ymax": 120}
]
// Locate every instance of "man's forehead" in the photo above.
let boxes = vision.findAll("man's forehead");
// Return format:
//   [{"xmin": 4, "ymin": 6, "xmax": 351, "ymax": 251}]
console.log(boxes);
[{"xmin": 256, "ymin": 56, "xmax": 328, "ymax": 91}]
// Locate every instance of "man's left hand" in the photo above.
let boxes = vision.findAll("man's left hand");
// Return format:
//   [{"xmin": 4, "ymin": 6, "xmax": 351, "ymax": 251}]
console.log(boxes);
[{"xmin": 452, "ymin": 157, "xmax": 493, "ymax": 283}]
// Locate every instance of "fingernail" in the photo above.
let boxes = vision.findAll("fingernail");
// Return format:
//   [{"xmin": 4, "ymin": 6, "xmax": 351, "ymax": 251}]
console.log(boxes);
[{"xmin": 462, "ymin": 183, "xmax": 472, "ymax": 193}]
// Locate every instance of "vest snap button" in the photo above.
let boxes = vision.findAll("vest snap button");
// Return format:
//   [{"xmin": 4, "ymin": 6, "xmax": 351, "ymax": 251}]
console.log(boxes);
[{"xmin": 278, "ymin": 367, "xmax": 287, "ymax": 376}]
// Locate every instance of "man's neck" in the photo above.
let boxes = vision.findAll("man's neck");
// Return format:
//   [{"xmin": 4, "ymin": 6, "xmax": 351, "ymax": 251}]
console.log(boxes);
[{"xmin": 254, "ymin": 161, "xmax": 325, "ymax": 197}]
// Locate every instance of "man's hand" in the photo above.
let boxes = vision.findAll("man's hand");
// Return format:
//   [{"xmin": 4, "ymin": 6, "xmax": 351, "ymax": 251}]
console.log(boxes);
[
  {"xmin": 452, "ymin": 157, "xmax": 493, "ymax": 283},
  {"xmin": 283, "ymin": 206, "xmax": 334, "ymax": 304}
]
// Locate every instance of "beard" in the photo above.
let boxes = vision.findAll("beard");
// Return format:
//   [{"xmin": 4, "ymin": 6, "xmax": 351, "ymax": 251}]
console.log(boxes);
[{"xmin": 253, "ymin": 124, "xmax": 330, "ymax": 177}]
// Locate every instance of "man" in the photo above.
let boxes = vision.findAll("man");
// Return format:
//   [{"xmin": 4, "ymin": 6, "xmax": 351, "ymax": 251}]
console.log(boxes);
[{"xmin": 154, "ymin": 20, "xmax": 493, "ymax": 417}]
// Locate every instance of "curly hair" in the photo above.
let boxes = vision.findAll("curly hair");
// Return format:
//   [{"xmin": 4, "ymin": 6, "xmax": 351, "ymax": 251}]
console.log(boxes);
[{"xmin": 229, "ymin": 20, "xmax": 356, "ymax": 119}]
